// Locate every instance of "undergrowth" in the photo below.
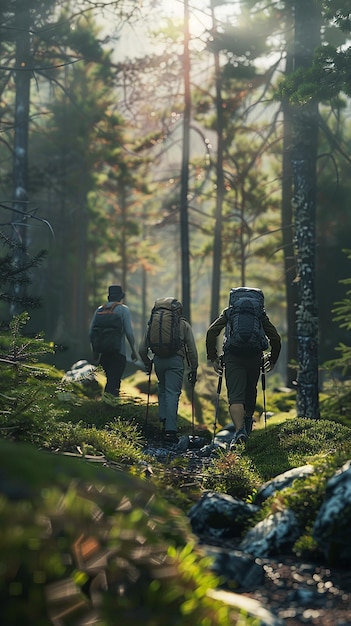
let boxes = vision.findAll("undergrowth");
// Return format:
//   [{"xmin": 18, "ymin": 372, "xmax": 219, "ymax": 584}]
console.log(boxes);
[{"xmin": 3, "ymin": 315, "xmax": 351, "ymax": 621}]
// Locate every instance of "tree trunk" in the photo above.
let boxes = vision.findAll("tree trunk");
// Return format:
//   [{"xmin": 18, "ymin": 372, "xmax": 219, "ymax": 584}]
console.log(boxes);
[
  {"xmin": 291, "ymin": 0, "xmax": 321, "ymax": 418},
  {"xmin": 11, "ymin": 1, "xmax": 31, "ymax": 315},
  {"xmin": 180, "ymin": 0, "xmax": 191, "ymax": 322},
  {"xmin": 282, "ymin": 5, "xmax": 298, "ymax": 388},
  {"xmin": 210, "ymin": 0, "xmax": 224, "ymax": 323}
]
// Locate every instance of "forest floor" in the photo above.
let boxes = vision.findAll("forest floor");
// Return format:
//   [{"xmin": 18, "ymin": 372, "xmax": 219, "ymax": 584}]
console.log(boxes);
[
  {"xmin": 146, "ymin": 438, "xmax": 351, "ymax": 626},
  {"xmin": 239, "ymin": 551, "xmax": 351, "ymax": 626}
]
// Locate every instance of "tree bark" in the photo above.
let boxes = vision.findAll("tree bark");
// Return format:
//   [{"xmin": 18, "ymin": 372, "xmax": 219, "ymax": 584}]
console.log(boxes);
[
  {"xmin": 210, "ymin": 0, "xmax": 224, "ymax": 323},
  {"xmin": 180, "ymin": 0, "xmax": 191, "ymax": 322},
  {"xmin": 11, "ymin": 1, "xmax": 31, "ymax": 315},
  {"xmin": 291, "ymin": 0, "xmax": 321, "ymax": 418},
  {"xmin": 282, "ymin": 5, "xmax": 298, "ymax": 388}
]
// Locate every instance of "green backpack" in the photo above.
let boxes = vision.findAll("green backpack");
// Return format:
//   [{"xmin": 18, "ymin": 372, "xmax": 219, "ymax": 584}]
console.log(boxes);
[
  {"xmin": 90, "ymin": 302, "xmax": 123, "ymax": 353},
  {"xmin": 147, "ymin": 298, "xmax": 183, "ymax": 358}
]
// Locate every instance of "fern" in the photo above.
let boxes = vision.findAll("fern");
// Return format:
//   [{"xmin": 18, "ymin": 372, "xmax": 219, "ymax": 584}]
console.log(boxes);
[{"xmin": 325, "ymin": 249, "xmax": 351, "ymax": 375}]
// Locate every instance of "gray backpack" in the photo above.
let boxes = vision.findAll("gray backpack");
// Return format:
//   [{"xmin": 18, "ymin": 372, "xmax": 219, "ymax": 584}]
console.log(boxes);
[{"xmin": 223, "ymin": 287, "xmax": 269, "ymax": 355}]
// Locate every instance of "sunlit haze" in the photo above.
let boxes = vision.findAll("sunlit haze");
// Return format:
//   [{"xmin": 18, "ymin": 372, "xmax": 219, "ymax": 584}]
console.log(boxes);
[{"xmin": 110, "ymin": 0, "xmax": 239, "ymax": 60}]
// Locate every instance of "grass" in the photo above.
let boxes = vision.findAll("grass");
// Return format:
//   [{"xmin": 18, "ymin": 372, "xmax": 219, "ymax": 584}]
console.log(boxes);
[
  {"xmin": 4, "ymin": 317, "xmax": 351, "ymax": 621},
  {"xmin": 38, "ymin": 368, "xmax": 351, "ymax": 520},
  {"xmin": 6, "ymin": 358, "xmax": 351, "ymax": 491},
  {"xmin": 2, "ymin": 347, "xmax": 351, "ymax": 497},
  {"xmin": 3, "ymin": 344, "xmax": 351, "ymax": 622},
  {"xmin": 3, "ymin": 354, "xmax": 351, "ymax": 500}
]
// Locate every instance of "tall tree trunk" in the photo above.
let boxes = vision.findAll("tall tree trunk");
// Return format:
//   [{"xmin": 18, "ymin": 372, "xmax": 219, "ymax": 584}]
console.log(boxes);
[
  {"xmin": 282, "ymin": 5, "xmax": 298, "ymax": 388},
  {"xmin": 121, "ymin": 189, "xmax": 127, "ymax": 294},
  {"xmin": 291, "ymin": 0, "xmax": 321, "ymax": 418},
  {"xmin": 11, "ymin": 1, "xmax": 30, "ymax": 315},
  {"xmin": 76, "ymin": 183, "xmax": 89, "ymax": 353},
  {"xmin": 210, "ymin": 0, "xmax": 224, "ymax": 323},
  {"xmin": 180, "ymin": 0, "xmax": 191, "ymax": 322}
]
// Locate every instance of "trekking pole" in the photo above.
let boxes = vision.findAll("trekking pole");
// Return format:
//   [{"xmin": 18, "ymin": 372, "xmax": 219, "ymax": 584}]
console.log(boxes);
[
  {"xmin": 191, "ymin": 384, "xmax": 195, "ymax": 438},
  {"xmin": 213, "ymin": 356, "xmax": 223, "ymax": 444},
  {"xmin": 261, "ymin": 355, "xmax": 267, "ymax": 429}
]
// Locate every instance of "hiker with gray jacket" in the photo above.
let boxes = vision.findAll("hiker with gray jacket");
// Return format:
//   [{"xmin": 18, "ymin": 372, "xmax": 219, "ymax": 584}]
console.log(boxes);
[{"xmin": 139, "ymin": 298, "xmax": 198, "ymax": 445}]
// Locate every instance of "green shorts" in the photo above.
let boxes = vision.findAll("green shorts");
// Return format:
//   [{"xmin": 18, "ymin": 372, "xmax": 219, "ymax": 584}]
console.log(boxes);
[{"xmin": 224, "ymin": 352, "xmax": 262, "ymax": 417}]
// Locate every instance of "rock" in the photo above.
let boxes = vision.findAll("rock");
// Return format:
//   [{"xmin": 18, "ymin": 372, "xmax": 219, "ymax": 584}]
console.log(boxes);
[
  {"xmin": 255, "ymin": 464, "xmax": 315, "ymax": 505},
  {"xmin": 176, "ymin": 435, "xmax": 190, "ymax": 452},
  {"xmin": 204, "ymin": 545, "xmax": 265, "ymax": 590},
  {"xmin": 239, "ymin": 509, "xmax": 301, "ymax": 558},
  {"xmin": 63, "ymin": 359, "xmax": 96, "ymax": 382},
  {"xmin": 313, "ymin": 459, "xmax": 351, "ymax": 564},
  {"xmin": 188, "ymin": 491, "xmax": 259, "ymax": 540},
  {"xmin": 287, "ymin": 587, "xmax": 323, "ymax": 607}
]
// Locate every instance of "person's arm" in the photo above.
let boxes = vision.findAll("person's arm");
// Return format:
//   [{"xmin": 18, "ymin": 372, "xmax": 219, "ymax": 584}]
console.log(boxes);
[
  {"xmin": 122, "ymin": 306, "xmax": 138, "ymax": 361},
  {"xmin": 206, "ymin": 312, "xmax": 227, "ymax": 361},
  {"xmin": 138, "ymin": 330, "xmax": 152, "ymax": 367},
  {"xmin": 182, "ymin": 320, "xmax": 198, "ymax": 386},
  {"xmin": 138, "ymin": 331, "xmax": 152, "ymax": 373},
  {"xmin": 263, "ymin": 315, "xmax": 281, "ymax": 366},
  {"xmin": 183, "ymin": 321, "xmax": 198, "ymax": 370}
]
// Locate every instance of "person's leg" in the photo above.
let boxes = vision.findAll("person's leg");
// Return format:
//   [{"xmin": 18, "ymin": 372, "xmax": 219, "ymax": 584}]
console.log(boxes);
[
  {"xmin": 225, "ymin": 356, "xmax": 248, "ymax": 445},
  {"xmin": 229, "ymin": 402, "xmax": 245, "ymax": 430},
  {"xmin": 113, "ymin": 353, "xmax": 127, "ymax": 395},
  {"xmin": 100, "ymin": 353, "xmax": 113, "ymax": 394},
  {"xmin": 154, "ymin": 356, "xmax": 167, "ymax": 424},
  {"xmin": 244, "ymin": 354, "xmax": 262, "ymax": 430},
  {"xmin": 225, "ymin": 356, "xmax": 246, "ymax": 431},
  {"xmin": 100, "ymin": 352, "xmax": 126, "ymax": 396},
  {"xmin": 163, "ymin": 355, "xmax": 184, "ymax": 433}
]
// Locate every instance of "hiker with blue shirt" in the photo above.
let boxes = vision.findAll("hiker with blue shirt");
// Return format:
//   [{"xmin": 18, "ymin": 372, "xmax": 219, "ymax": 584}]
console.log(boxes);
[
  {"xmin": 89, "ymin": 285, "xmax": 138, "ymax": 397},
  {"xmin": 206, "ymin": 287, "xmax": 281, "ymax": 448}
]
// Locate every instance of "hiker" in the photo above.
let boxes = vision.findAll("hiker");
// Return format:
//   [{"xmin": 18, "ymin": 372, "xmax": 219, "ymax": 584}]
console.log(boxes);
[
  {"xmin": 89, "ymin": 285, "xmax": 138, "ymax": 396},
  {"xmin": 139, "ymin": 297, "xmax": 198, "ymax": 445},
  {"xmin": 206, "ymin": 287, "xmax": 281, "ymax": 447}
]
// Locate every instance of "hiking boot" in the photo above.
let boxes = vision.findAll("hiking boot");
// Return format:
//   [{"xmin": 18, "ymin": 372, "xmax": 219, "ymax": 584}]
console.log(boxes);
[
  {"xmin": 164, "ymin": 431, "xmax": 179, "ymax": 445},
  {"xmin": 229, "ymin": 428, "xmax": 247, "ymax": 449}
]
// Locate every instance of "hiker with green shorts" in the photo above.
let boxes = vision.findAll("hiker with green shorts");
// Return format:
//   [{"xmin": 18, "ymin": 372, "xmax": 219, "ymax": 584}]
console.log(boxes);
[{"xmin": 206, "ymin": 288, "xmax": 281, "ymax": 447}]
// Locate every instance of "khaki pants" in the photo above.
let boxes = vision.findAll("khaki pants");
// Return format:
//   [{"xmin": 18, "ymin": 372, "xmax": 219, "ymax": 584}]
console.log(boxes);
[{"xmin": 154, "ymin": 354, "xmax": 184, "ymax": 432}]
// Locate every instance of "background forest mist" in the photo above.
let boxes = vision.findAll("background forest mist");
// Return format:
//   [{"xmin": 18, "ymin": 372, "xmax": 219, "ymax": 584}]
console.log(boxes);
[{"xmin": 1, "ymin": 0, "xmax": 351, "ymax": 387}]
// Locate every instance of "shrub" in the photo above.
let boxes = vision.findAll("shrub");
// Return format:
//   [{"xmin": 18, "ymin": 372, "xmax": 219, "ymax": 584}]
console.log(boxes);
[
  {"xmin": 0, "ymin": 440, "xmax": 244, "ymax": 626},
  {"xmin": 202, "ymin": 448, "xmax": 262, "ymax": 500}
]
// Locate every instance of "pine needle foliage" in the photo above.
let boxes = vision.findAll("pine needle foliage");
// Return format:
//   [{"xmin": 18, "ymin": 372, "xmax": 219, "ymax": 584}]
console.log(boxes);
[
  {"xmin": 325, "ymin": 249, "xmax": 351, "ymax": 375},
  {"xmin": 320, "ymin": 250, "xmax": 351, "ymax": 423},
  {"xmin": 0, "ymin": 231, "xmax": 46, "ymax": 310}
]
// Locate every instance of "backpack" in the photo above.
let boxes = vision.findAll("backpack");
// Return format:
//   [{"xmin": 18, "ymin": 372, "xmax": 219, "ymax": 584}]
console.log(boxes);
[
  {"xmin": 90, "ymin": 302, "xmax": 123, "ymax": 353},
  {"xmin": 147, "ymin": 298, "xmax": 183, "ymax": 358},
  {"xmin": 223, "ymin": 287, "xmax": 269, "ymax": 355}
]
